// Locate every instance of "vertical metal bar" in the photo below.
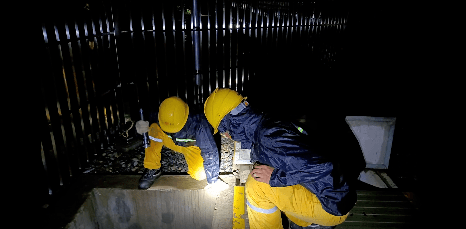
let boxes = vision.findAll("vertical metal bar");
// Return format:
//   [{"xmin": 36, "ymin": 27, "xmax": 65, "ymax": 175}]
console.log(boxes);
[
  {"xmin": 140, "ymin": 4, "xmax": 152, "ymax": 112},
  {"xmin": 265, "ymin": 8, "xmax": 269, "ymax": 48},
  {"xmin": 44, "ymin": 23, "xmax": 68, "ymax": 186},
  {"xmin": 101, "ymin": 0, "xmax": 117, "ymax": 142},
  {"xmin": 227, "ymin": 0, "xmax": 232, "ymax": 89},
  {"xmin": 77, "ymin": 20, "xmax": 96, "ymax": 159},
  {"xmin": 247, "ymin": 3, "xmax": 253, "ymax": 84},
  {"xmin": 215, "ymin": 0, "xmax": 221, "ymax": 88},
  {"xmin": 66, "ymin": 27, "xmax": 85, "ymax": 170},
  {"xmin": 161, "ymin": 2, "xmax": 170, "ymax": 99},
  {"xmin": 55, "ymin": 23, "xmax": 76, "ymax": 179},
  {"xmin": 272, "ymin": 8, "xmax": 276, "ymax": 48},
  {"xmin": 238, "ymin": 1, "xmax": 243, "ymax": 92},
  {"xmin": 209, "ymin": 0, "xmax": 218, "ymax": 92},
  {"xmin": 193, "ymin": 0, "xmax": 201, "ymax": 87},
  {"xmin": 109, "ymin": 4, "xmax": 124, "ymax": 128},
  {"xmin": 40, "ymin": 141, "xmax": 53, "ymax": 196},
  {"xmin": 73, "ymin": 20, "xmax": 93, "ymax": 164},
  {"xmin": 182, "ymin": 2, "xmax": 189, "ymax": 103},
  {"xmin": 140, "ymin": 109, "xmax": 149, "ymax": 148},
  {"xmin": 192, "ymin": 0, "xmax": 201, "ymax": 105},
  {"xmin": 230, "ymin": 0, "xmax": 236, "ymax": 91},
  {"xmin": 149, "ymin": 5, "xmax": 161, "ymax": 106},
  {"xmin": 81, "ymin": 20, "xmax": 100, "ymax": 156},
  {"xmin": 171, "ymin": 2, "xmax": 177, "ymax": 97},
  {"xmin": 259, "ymin": 8, "xmax": 264, "ymax": 48},
  {"xmin": 215, "ymin": 0, "xmax": 219, "ymax": 89},
  {"xmin": 87, "ymin": 14, "xmax": 105, "ymax": 148},
  {"xmin": 207, "ymin": 0, "xmax": 212, "ymax": 94},
  {"xmin": 42, "ymin": 72, "xmax": 62, "ymax": 190},
  {"xmin": 221, "ymin": 0, "xmax": 225, "ymax": 88},
  {"xmin": 199, "ymin": 1, "xmax": 205, "ymax": 102}
]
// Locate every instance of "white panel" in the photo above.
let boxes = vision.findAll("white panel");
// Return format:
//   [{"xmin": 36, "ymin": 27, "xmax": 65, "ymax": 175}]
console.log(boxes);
[{"xmin": 346, "ymin": 116, "xmax": 396, "ymax": 169}]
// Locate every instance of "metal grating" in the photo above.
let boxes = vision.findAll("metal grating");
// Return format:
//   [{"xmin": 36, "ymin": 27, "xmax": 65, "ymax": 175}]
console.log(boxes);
[{"xmin": 339, "ymin": 190, "xmax": 419, "ymax": 229}]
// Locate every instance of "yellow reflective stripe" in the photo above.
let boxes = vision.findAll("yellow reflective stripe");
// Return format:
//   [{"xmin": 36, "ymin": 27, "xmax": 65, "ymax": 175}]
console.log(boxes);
[
  {"xmin": 246, "ymin": 198, "xmax": 278, "ymax": 214},
  {"xmin": 166, "ymin": 135, "xmax": 196, "ymax": 142},
  {"xmin": 233, "ymin": 186, "xmax": 245, "ymax": 229}
]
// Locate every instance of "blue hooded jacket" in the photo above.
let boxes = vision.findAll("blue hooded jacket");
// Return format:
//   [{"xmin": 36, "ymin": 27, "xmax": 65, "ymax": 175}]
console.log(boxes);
[
  {"xmin": 149, "ymin": 111, "xmax": 220, "ymax": 184},
  {"xmin": 218, "ymin": 104, "xmax": 359, "ymax": 216}
]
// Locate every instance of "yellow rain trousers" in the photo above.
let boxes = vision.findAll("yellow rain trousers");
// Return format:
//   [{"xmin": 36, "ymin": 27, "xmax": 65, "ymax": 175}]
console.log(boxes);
[
  {"xmin": 144, "ymin": 123, "xmax": 206, "ymax": 181},
  {"xmin": 245, "ymin": 175, "xmax": 348, "ymax": 229}
]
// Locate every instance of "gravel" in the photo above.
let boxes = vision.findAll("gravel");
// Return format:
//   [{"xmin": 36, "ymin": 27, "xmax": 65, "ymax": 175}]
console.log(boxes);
[
  {"xmin": 220, "ymin": 136, "xmax": 234, "ymax": 172},
  {"xmin": 84, "ymin": 135, "xmax": 235, "ymax": 174}
]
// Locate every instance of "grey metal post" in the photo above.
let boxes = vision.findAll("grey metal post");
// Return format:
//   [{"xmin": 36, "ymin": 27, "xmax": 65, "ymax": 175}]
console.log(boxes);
[
  {"xmin": 193, "ymin": 0, "xmax": 202, "ymax": 102},
  {"xmin": 139, "ymin": 108, "xmax": 149, "ymax": 149}
]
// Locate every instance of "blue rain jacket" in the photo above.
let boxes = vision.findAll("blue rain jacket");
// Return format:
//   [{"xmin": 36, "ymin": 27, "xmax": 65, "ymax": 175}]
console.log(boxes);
[
  {"xmin": 218, "ymin": 105, "xmax": 357, "ymax": 216},
  {"xmin": 149, "ymin": 111, "xmax": 220, "ymax": 184}
]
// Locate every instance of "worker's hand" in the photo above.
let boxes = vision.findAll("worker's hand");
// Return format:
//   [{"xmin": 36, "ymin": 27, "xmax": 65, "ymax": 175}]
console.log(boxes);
[
  {"xmin": 135, "ymin": 120, "xmax": 149, "ymax": 134},
  {"xmin": 250, "ymin": 165, "xmax": 274, "ymax": 184}
]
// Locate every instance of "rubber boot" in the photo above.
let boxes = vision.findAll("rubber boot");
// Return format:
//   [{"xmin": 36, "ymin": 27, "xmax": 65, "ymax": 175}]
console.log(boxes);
[{"xmin": 138, "ymin": 168, "xmax": 162, "ymax": 190}]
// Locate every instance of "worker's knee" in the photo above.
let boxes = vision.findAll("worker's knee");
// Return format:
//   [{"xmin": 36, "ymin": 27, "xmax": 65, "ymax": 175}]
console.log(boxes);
[
  {"xmin": 245, "ymin": 174, "xmax": 277, "ymax": 210},
  {"xmin": 245, "ymin": 175, "xmax": 283, "ymax": 229},
  {"xmin": 246, "ymin": 206, "xmax": 283, "ymax": 229}
]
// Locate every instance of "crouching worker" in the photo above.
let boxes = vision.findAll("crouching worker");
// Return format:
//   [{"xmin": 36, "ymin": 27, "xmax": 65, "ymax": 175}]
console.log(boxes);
[
  {"xmin": 135, "ymin": 96, "xmax": 228, "ymax": 192},
  {"xmin": 204, "ymin": 88, "xmax": 360, "ymax": 229}
]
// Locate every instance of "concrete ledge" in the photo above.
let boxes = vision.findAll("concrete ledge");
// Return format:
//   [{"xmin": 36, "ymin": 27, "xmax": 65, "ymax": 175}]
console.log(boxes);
[
  {"xmin": 148, "ymin": 175, "xmax": 209, "ymax": 190},
  {"xmin": 41, "ymin": 175, "xmax": 235, "ymax": 229}
]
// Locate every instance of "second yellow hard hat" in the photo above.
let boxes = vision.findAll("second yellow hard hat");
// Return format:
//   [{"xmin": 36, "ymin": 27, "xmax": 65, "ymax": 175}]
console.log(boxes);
[
  {"xmin": 158, "ymin": 97, "xmax": 189, "ymax": 133},
  {"xmin": 204, "ymin": 88, "xmax": 244, "ymax": 134}
]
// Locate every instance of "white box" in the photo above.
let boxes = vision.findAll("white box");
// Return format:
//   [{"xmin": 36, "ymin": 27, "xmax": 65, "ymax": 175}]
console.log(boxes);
[
  {"xmin": 233, "ymin": 141, "xmax": 253, "ymax": 164},
  {"xmin": 345, "ymin": 116, "xmax": 396, "ymax": 169}
]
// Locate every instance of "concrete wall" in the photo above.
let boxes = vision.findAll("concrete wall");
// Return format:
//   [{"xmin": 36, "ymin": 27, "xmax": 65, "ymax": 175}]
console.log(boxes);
[
  {"xmin": 65, "ymin": 175, "xmax": 234, "ymax": 229},
  {"xmin": 68, "ymin": 189, "xmax": 216, "ymax": 229}
]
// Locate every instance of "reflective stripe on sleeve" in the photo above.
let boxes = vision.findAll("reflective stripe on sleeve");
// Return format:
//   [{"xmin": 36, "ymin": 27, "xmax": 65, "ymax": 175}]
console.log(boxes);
[
  {"xmin": 175, "ymin": 138, "xmax": 196, "ymax": 142},
  {"xmin": 149, "ymin": 136, "xmax": 163, "ymax": 142},
  {"xmin": 246, "ymin": 198, "xmax": 278, "ymax": 214}
]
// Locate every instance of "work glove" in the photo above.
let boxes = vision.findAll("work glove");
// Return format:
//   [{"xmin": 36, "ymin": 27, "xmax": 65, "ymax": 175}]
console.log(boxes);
[
  {"xmin": 136, "ymin": 120, "xmax": 149, "ymax": 135},
  {"xmin": 204, "ymin": 178, "xmax": 229, "ymax": 192}
]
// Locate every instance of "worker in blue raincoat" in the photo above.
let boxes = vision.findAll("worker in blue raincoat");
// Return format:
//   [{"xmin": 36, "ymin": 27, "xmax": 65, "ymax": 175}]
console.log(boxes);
[
  {"xmin": 204, "ymin": 88, "xmax": 364, "ymax": 229},
  {"xmin": 136, "ymin": 97, "xmax": 228, "ymax": 191}
]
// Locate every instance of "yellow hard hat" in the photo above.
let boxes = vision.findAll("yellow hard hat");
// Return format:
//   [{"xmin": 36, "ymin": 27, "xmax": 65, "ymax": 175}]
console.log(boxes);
[
  {"xmin": 204, "ymin": 88, "xmax": 244, "ymax": 134},
  {"xmin": 158, "ymin": 97, "xmax": 189, "ymax": 133}
]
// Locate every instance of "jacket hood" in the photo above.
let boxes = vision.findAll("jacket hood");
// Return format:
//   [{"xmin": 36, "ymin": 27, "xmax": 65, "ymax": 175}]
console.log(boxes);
[{"xmin": 218, "ymin": 106, "xmax": 263, "ymax": 149}]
